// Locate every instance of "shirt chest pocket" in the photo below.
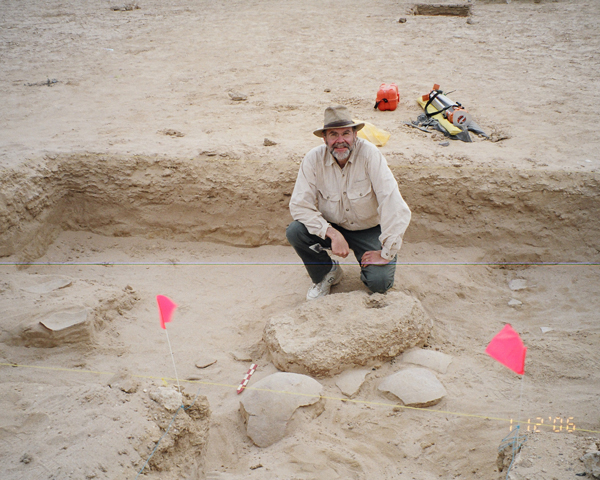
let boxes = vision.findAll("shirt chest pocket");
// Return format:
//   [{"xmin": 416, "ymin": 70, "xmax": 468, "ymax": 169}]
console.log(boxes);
[
  {"xmin": 317, "ymin": 188, "xmax": 341, "ymax": 220},
  {"xmin": 347, "ymin": 179, "xmax": 377, "ymax": 217}
]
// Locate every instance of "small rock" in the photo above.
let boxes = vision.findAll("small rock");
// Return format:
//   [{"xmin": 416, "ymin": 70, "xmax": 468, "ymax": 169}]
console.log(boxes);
[
  {"xmin": 401, "ymin": 348, "xmax": 453, "ymax": 374},
  {"xmin": 231, "ymin": 350, "xmax": 253, "ymax": 363},
  {"xmin": 398, "ymin": 17, "xmax": 407, "ymax": 23},
  {"xmin": 540, "ymin": 327, "xmax": 554, "ymax": 334},
  {"xmin": 40, "ymin": 308, "xmax": 90, "ymax": 332},
  {"xmin": 108, "ymin": 370, "xmax": 139, "ymax": 394},
  {"xmin": 21, "ymin": 276, "xmax": 72, "ymax": 294},
  {"xmin": 439, "ymin": 141, "xmax": 450, "ymax": 147},
  {"xmin": 335, "ymin": 369, "xmax": 370, "ymax": 398},
  {"xmin": 378, "ymin": 367, "xmax": 447, "ymax": 407},
  {"xmin": 263, "ymin": 138, "xmax": 277, "ymax": 146},
  {"xmin": 466, "ymin": 18, "xmax": 475, "ymax": 25},
  {"xmin": 489, "ymin": 129, "xmax": 510, "ymax": 143},
  {"xmin": 149, "ymin": 386, "xmax": 183, "ymax": 412},
  {"xmin": 228, "ymin": 91, "xmax": 247, "ymax": 101},
  {"xmin": 110, "ymin": 3, "xmax": 140, "ymax": 11},
  {"xmin": 497, "ymin": 440, "xmax": 523, "ymax": 472},
  {"xmin": 582, "ymin": 451, "xmax": 600, "ymax": 478},
  {"xmin": 509, "ymin": 279, "xmax": 528, "ymax": 291},
  {"xmin": 324, "ymin": 88, "xmax": 331, "ymax": 93},
  {"xmin": 195, "ymin": 356, "xmax": 217, "ymax": 369},
  {"xmin": 508, "ymin": 299, "xmax": 523, "ymax": 307},
  {"xmin": 160, "ymin": 129, "xmax": 185, "ymax": 137},
  {"xmin": 585, "ymin": 442, "xmax": 599, "ymax": 455},
  {"xmin": 20, "ymin": 453, "xmax": 33, "ymax": 464}
]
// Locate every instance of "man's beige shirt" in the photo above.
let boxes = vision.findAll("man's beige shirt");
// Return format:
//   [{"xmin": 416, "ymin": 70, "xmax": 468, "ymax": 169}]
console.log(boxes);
[{"xmin": 289, "ymin": 138, "xmax": 411, "ymax": 260}]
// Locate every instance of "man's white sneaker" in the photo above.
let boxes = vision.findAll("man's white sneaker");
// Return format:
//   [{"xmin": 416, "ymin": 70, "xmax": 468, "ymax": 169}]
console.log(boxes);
[{"xmin": 306, "ymin": 260, "xmax": 343, "ymax": 300}]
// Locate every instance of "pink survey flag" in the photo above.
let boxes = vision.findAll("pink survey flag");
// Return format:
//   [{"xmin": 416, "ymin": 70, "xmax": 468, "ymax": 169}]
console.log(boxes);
[
  {"xmin": 485, "ymin": 324, "xmax": 527, "ymax": 375},
  {"xmin": 156, "ymin": 295, "xmax": 177, "ymax": 330}
]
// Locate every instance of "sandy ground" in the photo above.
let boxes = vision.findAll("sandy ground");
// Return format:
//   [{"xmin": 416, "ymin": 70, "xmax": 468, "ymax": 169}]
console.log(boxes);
[{"xmin": 1, "ymin": 0, "xmax": 600, "ymax": 479}]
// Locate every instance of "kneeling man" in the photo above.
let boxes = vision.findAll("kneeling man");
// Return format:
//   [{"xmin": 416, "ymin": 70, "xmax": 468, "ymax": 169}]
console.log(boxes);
[{"xmin": 287, "ymin": 105, "xmax": 412, "ymax": 300}]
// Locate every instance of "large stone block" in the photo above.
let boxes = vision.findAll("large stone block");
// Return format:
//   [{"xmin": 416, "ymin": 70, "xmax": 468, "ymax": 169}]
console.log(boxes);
[{"xmin": 263, "ymin": 291, "xmax": 432, "ymax": 377}]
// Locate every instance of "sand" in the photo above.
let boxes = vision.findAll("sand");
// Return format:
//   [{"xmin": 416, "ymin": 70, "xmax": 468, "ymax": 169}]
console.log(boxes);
[{"xmin": 1, "ymin": 0, "xmax": 599, "ymax": 479}]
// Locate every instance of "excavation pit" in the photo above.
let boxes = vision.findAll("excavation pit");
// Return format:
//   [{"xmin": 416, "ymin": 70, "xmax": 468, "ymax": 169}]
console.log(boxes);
[
  {"xmin": 2, "ymin": 0, "xmax": 600, "ymax": 477},
  {"xmin": 1, "ymin": 153, "xmax": 599, "ymax": 479},
  {"xmin": 2, "ymin": 153, "xmax": 599, "ymax": 263}
]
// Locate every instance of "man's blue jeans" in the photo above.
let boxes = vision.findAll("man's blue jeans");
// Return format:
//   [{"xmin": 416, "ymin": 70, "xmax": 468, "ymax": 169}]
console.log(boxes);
[{"xmin": 286, "ymin": 220, "xmax": 396, "ymax": 294}]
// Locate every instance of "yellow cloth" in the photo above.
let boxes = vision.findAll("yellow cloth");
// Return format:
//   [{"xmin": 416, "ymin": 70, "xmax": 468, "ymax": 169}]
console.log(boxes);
[{"xmin": 355, "ymin": 120, "xmax": 391, "ymax": 147}]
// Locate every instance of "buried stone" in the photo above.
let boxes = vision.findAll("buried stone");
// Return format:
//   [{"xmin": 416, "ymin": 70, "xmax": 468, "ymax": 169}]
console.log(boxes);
[
  {"xmin": 263, "ymin": 291, "xmax": 432, "ymax": 377},
  {"xmin": 378, "ymin": 367, "xmax": 447, "ymax": 408},
  {"xmin": 335, "ymin": 368, "xmax": 371, "ymax": 398},
  {"xmin": 149, "ymin": 386, "xmax": 183, "ymax": 413},
  {"xmin": 582, "ymin": 451, "xmax": 600, "ymax": 479},
  {"xmin": 107, "ymin": 369, "xmax": 139, "ymax": 394},
  {"xmin": 401, "ymin": 347, "xmax": 453, "ymax": 374},
  {"xmin": 19, "ymin": 275, "xmax": 73, "ymax": 294},
  {"xmin": 239, "ymin": 372, "xmax": 323, "ymax": 447},
  {"xmin": 1, "ymin": 275, "xmax": 139, "ymax": 348}
]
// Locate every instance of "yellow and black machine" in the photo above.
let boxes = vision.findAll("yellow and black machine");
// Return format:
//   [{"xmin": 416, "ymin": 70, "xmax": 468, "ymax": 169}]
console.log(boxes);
[{"xmin": 414, "ymin": 84, "xmax": 487, "ymax": 142}]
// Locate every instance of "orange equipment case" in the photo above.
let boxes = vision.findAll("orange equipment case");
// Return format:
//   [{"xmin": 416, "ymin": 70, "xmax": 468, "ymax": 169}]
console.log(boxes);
[{"xmin": 374, "ymin": 83, "xmax": 400, "ymax": 111}]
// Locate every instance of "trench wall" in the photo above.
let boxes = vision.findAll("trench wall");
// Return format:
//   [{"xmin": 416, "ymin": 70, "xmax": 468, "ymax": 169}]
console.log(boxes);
[{"xmin": 1, "ymin": 153, "xmax": 599, "ymax": 262}]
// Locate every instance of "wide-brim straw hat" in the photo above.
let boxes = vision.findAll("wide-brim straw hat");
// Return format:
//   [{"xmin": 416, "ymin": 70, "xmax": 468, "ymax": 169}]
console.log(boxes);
[{"xmin": 313, "ymin": 105, "xmax": 365, "ymax": 138}]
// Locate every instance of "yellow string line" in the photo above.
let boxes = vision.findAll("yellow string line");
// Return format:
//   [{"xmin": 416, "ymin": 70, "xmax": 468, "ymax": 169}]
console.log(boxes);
[{"xmin": 2, "ymin": 362, "xmax": 598, "ymax": 434}]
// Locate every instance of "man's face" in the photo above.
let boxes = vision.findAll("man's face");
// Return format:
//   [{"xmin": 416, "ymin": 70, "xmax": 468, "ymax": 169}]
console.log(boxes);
[{"xmin": 324, "ymin": 127, "xmax": 357, "ymax": 162}]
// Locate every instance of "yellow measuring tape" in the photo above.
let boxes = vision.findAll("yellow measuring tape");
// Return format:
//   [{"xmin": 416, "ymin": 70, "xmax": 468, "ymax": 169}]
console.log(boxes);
[{"xmin": 2, "ymin": 362, "xmax": 598, "ymax": 434}]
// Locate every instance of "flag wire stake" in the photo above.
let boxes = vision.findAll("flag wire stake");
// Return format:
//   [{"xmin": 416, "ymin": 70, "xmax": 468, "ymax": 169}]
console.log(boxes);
[
  {"xmin": 499, "ymin": 372, "xmax": 527, "ymax": 479},
  {"xmin": 164, "ymin": 327, "xmax": 181, "ymax": 394}
]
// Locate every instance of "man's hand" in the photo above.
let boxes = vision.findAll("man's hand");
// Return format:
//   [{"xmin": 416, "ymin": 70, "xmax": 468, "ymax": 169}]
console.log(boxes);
[
  {"xmin": 326, "ymin": 227, "xmax": 350, "ymax": 258},
  {"xmin": 360, "ymin": 250, "xmax": 390, "ymax": 267}
]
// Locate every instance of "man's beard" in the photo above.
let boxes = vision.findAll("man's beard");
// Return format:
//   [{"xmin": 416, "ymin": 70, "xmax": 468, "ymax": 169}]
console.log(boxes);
[{"xmin": 330, "ymin": 142, "xmax": 353, "ymax": 161}]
